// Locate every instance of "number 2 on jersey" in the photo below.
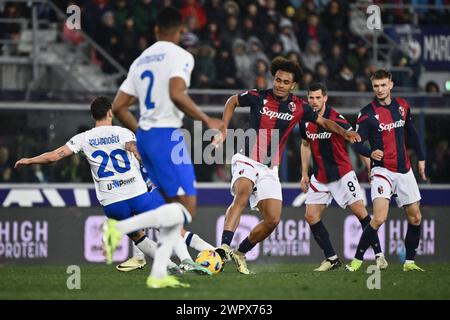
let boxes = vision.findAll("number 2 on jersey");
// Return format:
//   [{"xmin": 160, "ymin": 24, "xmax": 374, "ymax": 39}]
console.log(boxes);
[
  {"xmin": 141, "ymin": 70, "xmax": 155, "ymax": 109},
  {"xmin": 92, "ymin": 149, "xmax": 131, "ymax": 178}
]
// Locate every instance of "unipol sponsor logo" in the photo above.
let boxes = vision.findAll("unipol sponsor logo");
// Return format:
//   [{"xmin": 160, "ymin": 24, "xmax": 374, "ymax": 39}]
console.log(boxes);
[
  {"xmin": 260, "ymin": 106, "xmax": 294, "ymax": 121},
  {"xmin": 306, "ymin": 131, "xmax": 332, "ymax": 140},
  {"xmin": 0, "ymin": 221, "xmax": 48, "ymax": 259},
  {"xmin": 378, "ymin": 119, "xmax": 405, "ymax": 132},
  {"xmin": 263, "ymin": 219, "xmax": 310, "ymax": 256}
]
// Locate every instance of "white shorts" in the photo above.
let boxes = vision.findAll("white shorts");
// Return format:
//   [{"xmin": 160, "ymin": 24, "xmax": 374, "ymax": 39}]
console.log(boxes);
[
  {"xmin": 305, "ymin": 171, "xmax": 363, "ymax": 209},
  {"xmin": 230, "ymin": 153, "xmax": 282, "ymax": 209},
  {"xmin": 370, "ymin": 167, "xmax": 421, "ymax": 207}
]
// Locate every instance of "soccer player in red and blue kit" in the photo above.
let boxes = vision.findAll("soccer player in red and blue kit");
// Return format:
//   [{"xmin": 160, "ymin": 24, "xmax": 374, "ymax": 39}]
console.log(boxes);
[
  {"xmin": 213, "ymin": 57, "xmax": 361, "ymax": 274},
  {"xmin": 347, "ymin": 69, "xmax": 427, "ymax": 272},
  {"xmin": 300, "ymin": 83, "xmax": 387, "ymax": 271}
]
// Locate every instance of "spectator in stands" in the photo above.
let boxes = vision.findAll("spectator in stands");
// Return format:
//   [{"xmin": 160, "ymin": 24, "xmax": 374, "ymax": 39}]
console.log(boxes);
[
  {"xmin": 253, "ymin": 59, "xmax": 272, "ymax": 90},
  {"xmin": 346, "ymin": 39, "xmax": 370, "ymax": 77},
  {"xmin": 313, "ymin": 62, "xmax": 334, "ymax": 89},
  {"xmin": 133, "ymin": 0, "xmax": 158, "ymax": 37},
  {"xmin": 286, "ymin": 50, "xmax": 302, "ymax": 66},
  {"xmin": 214, "ymin": 46, "xmax": 241, "ymax": 89},
  {"xmin": 192, "ymin": 44, "xmax": 217, "ymax": 88},
  {"xmin": 120, "ymin": 18, "xmax": 140, "ymax": 68},
  {"xmin": 232, "ymin": 38, "xmax": 252, "ymax": 88},
  {"xmin": 279, "ymin": 17, "xmax": 301, "ymax": 55},
  {"xmin": 112, "ymin": 0, "xmax": 132, "ymax": 29},
  {"xmin": 425, "ymin": 81, "xmax": 440, "ymax": 93},
  {"xmin": 300, "ymin": 71, "xmax": 314, "ymax": 90},
  {"xmin": 326, "ymin": 44, "xmax": 345, "ymax": 78},
  {"xmin": 0, "ymin": 146, "xmax": 13, "ymax": 183},
  {"xmin": 259, "ymin": 21, "xmax": 279, "ymax": 56},
  {"xmin": 181, "ymin": 15, "xmax": 200, "ymax": 49},
  {"xmin": 247, "ymin": 36, "xmax": 269, "ymax": 78},
  {"xmin": 202, "ymin": 21, "xmax": 221, "ymax": 49},
  {"xmin": 204, "ymin": 0, "xmax": 226, "ymax": 25},
  {"xmin": 298, "ymin": 14, "xmax": 331, "ymax": 53},
  {"xmin": 242, "ymin": 17, "xmax": 258, "ymax": 41},
  {"xmin": 96, "ymin": 11, "xmax": 121, "ymax": 73},
  {"xmin": 220, "ymin": 15, "xmax": 241, "ymax": 50},
  {"xmin": 336, "ymin": 65, "xmax": 356, "ymax": 91},
  {"xmin": 301, "ymin": 39, "xmax": 323, "ymax": 73},
  {"xmin": 180, "ymin": 0, "xmax": 207, "ymax": 31}
]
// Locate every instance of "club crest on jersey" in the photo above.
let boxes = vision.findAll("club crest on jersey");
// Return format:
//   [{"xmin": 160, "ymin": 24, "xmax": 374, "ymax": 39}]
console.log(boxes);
[
  {"xmin": 288, "ymin": 102, "xmax": 296, "ymax": 112},
  {"xmin": 378, "ymin": 185, "xmax": 384, "ymax": 194},
  {"xmin": 398, "ymin": 106, "xmax": 405, "ymax": 118}
]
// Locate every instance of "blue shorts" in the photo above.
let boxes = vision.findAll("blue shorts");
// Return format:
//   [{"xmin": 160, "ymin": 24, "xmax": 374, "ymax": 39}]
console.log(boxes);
[
  {"xmin": 136, "ymin": 128, "xmax": 197, "ymax": 198},
  {"xmin": 102, "ymin": 189, "xmax": 166, "ymax": 221}
]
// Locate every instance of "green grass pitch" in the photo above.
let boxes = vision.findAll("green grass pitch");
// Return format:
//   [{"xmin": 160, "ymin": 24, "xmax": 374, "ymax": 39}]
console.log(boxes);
[{"xmin": 1, "ymin": 263, "xmax": 449, "ymax": 300}]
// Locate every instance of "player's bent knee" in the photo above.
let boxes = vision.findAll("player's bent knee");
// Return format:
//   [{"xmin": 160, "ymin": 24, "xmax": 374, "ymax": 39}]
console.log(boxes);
[
  {"xmin": 304, "ymin": 211, "xmax": 320, "ymax": 225},
  {"xmin": 371, "ymin": 216, "xmax": 386, "ymax": 227},
  {"xmin": 264, "ymin": 215, "xmax": 281, "ymax": 231}
]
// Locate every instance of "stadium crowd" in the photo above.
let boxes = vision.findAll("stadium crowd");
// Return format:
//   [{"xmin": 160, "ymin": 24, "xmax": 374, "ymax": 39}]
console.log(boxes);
[{"xmin": 2, "ymin": 0, "xmax": 449, "ymax": 91}]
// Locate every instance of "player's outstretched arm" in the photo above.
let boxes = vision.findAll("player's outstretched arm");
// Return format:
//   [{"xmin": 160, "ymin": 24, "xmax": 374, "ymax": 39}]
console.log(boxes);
[
  {"xmin": 315, "ymin": 116, "xmax": 361, "ymax": 143},
  {"xmin": 212, "ymin": 95, "xmax": 239, "ymax": 147},
  {"xmin": 169, "ymin": 77, "xmax": 224, "ymax": 131},
  {"xmin": 300, "ymin": 140, "xmax": 311, "ymax": 193},
  {"xmin": 112, "ymin": 91, "xmax": 139, "ymax": 132},
  {"xmin": 14, "ymin": 145, "xmax": 73, "ymax": 169}
]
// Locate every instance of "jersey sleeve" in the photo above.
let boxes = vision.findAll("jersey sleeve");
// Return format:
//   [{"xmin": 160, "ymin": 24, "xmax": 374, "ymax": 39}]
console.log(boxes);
[
  {"xmin": 66, "ymin": 132, "xmax": 85, "ymax": 154},
  {"xmin": 169, "ymin": 51, "xmax": 194, "ymax": 87},
  {"xmin": 355, "ymin": 110, "xmax": 371, "ymax": 141},
  {"xmin": 121, "ymin": 128, "xmax": 136, "ymax": 142},
  {"xmin": 334, "ymin": 113, "xmax": 353, "ymax": 131},
  {"xmin": 299, "ymin": 122, "xmax": 308, "ymax": 140},
  {"xmin": 119, "ymin": 68, "xmax": 138, "ymax": 97},
  {"xmin": 236, "ymin": 90, "xmax": 259, "ymax": 107},
  {"xmin": 302, "ymin": 103, "xmax": 318, "ymax": 123}
]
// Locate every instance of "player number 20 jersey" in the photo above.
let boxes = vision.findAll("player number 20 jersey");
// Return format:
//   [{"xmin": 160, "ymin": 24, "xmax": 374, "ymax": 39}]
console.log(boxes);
[{"xmin": 66, "ymin": 126, "xmax": 147, "ymax": 206}]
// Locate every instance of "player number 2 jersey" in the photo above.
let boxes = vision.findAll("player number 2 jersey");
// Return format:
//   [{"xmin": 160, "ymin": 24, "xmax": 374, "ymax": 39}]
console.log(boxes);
[
  {"xmin": 66, "ymin": 126, "xmax": 147, "ymax": 206},
  {"xmin": 119, "ymin": 41, "xmax": 194, "ymax": 130}
]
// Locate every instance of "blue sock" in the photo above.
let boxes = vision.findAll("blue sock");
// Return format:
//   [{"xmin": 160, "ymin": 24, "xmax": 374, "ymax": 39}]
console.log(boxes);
[
  {"xmin": 310, "ymin": 220, "xmax": 336, "ymax": 259},
  {"xmin": 359, "ymin": 216, "xmax": 382, "ymax": 254},
  {"xmin": 405, "ymin": 224, "xmax": 421, "ymax": 261},
  {"xmin": 221, "ymin": 230, "xmax": 234, "ymax": 246},
  {"xmin": 355, "ymin": 224, "xmax": 377, "ymax": 260},
  {"xmin": 238, "ymin": 237, "xmax": 256, "ymax": 254}
]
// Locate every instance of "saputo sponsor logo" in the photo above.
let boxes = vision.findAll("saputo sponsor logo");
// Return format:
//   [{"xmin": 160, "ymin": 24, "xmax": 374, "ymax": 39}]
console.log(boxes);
[
  {"xmin": 306, "ymin": 131, "xmax": 332, "ymax": 140},
  {"xmin": 260, "ymin": 107, "xmax": 294, "ymax": 121},
  {"xmin": 378, "ymin": 119, "xmax": 405, "ymax": 132}
]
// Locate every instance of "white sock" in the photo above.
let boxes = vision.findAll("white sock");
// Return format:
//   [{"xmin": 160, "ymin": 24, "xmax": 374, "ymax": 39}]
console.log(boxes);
[
  {"xmin": 405, "ymin": 259, "xmax": 415, "ymax": 264},
  {"xmin": 132, "ymin": 242, "xmax": 145, "ymax": 259},
  {"xmin": 136, "ymin": 236, "xmax": 178, "ymax": 268},
  {"xmin": 184, "ymin": 231, "xmax": 214, "ymax": 251},
  {"xmin": 150, "ymin": 224, "xmax": 182, "ymax": 279},
  {"xmin": 116, "ymin": 203, "xmax": 191, "ymax": 235},
  {"xmin": 173, "ymin": 235, "xmax": 192, "ymax": 262},
  {"xmin": 327, "ymin": 255, "xmax": 338, "ymax": 261}
]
